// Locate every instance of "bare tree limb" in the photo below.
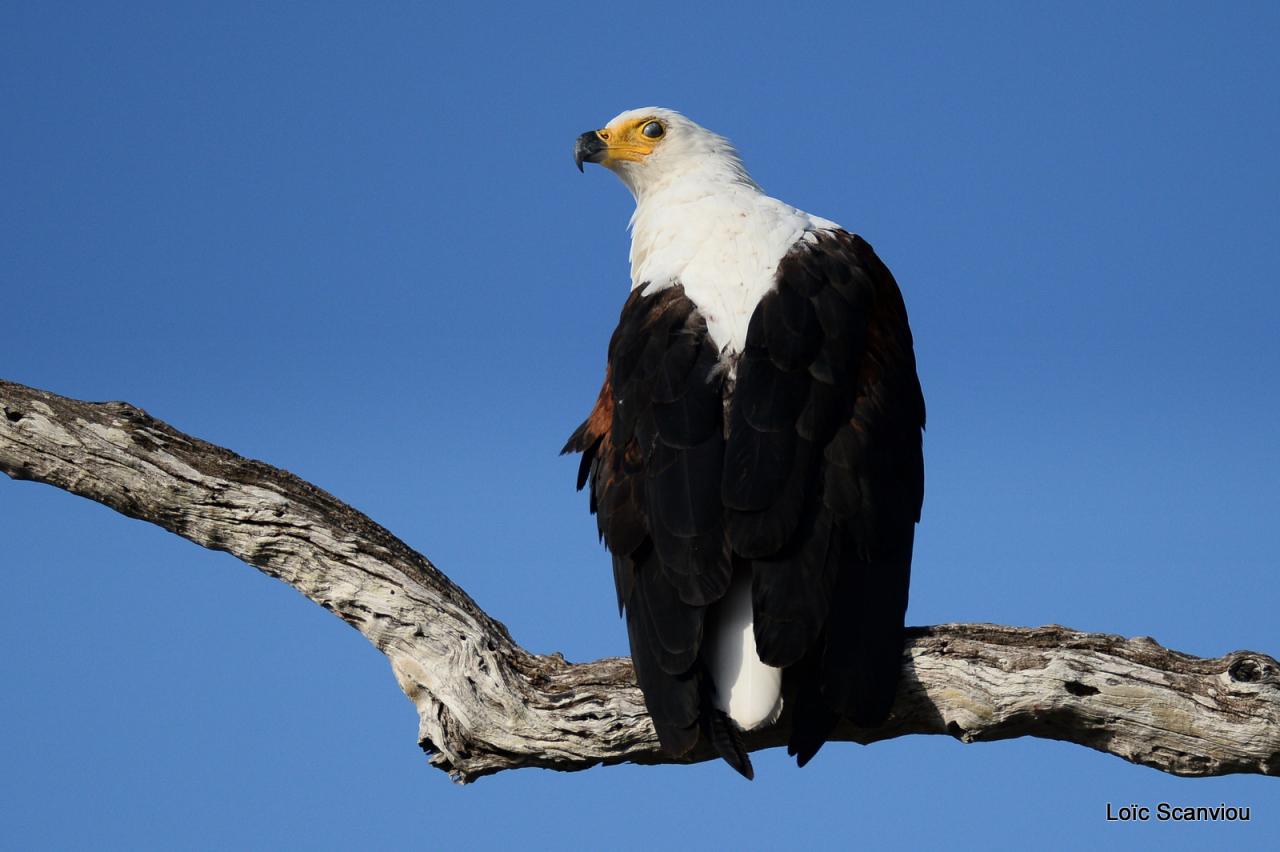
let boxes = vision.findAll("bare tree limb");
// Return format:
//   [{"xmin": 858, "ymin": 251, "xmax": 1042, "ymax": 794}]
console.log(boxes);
[{"xmin": 1, "ymin": 378, "xmax": 1277, "ymax": 783}]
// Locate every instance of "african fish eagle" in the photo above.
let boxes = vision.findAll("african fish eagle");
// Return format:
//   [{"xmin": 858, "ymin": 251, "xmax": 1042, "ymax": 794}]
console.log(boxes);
[{"xmin": 564, "ymin": 108, "xmax": 925, "ymax": 778}]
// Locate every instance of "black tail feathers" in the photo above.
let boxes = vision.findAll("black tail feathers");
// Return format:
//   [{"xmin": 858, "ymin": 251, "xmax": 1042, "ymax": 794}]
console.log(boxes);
[
  {"xmin": 703, "ymin": 706, "xmax": 754, "ymax": 780},
  {"xmin": 786, "ymin": 705, "xmax": 839, "ymax": 768}
]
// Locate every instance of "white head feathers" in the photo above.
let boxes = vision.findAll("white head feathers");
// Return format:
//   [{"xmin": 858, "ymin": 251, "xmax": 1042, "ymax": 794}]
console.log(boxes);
[
  {"xmin": 582, "ymin": 107, "xmax": 840, "ymax": 356},
  {"xmin": 598, "ymin": 107, "xmax": 759, "ymax": 200}
]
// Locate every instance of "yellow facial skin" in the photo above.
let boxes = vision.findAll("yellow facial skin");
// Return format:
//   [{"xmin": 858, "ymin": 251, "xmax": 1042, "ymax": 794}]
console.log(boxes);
[{"xmin": 593, "ymin": 117, "xmax": 663, "ymax": 167}]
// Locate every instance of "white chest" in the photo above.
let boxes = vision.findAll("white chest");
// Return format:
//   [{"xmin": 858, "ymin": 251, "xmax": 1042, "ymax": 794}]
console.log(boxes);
[{"xmin": 629, "ymin": 187, "xmax": 838, "ymax": 357}]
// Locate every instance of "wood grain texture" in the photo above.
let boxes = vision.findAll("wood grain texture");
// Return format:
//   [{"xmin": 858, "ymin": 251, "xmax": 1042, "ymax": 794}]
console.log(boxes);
[{"xmin": 2, "ymin": 378, "xmax": 1277, "ymax": 783}]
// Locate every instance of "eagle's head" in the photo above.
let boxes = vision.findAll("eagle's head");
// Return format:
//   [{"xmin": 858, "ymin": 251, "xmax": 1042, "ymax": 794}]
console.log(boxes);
[{"xmin": 574, "ymin": 107, "xmax": 753, "ymax": 199}]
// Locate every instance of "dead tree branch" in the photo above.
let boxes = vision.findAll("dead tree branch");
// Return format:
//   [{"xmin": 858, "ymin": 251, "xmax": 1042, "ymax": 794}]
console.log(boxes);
[{"xmin": 1, "ymin": 378, "xmax": 1277, "ymax": 783}]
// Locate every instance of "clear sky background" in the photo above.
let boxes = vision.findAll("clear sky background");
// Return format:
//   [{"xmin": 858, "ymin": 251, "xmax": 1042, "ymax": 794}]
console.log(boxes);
[{"xmin": 2, "ymin": 2, "xmax": 1277, "ymax": 849}]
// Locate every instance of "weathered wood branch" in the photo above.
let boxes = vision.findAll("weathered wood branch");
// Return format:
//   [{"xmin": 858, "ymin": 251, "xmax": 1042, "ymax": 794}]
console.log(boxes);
[{"xmin": 1, "ymin": 378, "xmax": 1277, "ymax": 783}]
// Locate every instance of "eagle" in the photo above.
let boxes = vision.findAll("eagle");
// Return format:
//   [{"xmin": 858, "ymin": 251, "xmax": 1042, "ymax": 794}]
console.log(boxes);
[{"xmin": 563, "ymin": 108, "xmax": 925, "ymax": 778}]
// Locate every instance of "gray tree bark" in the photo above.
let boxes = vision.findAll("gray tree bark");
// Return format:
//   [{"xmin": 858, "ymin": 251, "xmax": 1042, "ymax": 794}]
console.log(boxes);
[{"xmin": 1, "ymin": 378, "xmax": 1277, "ymax": 783}]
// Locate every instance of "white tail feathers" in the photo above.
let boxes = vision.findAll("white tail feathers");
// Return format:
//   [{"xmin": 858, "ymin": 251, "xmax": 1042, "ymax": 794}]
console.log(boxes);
[{"xmin": 704, "ymin": 571, "xmax": 783, "ymax": 730}]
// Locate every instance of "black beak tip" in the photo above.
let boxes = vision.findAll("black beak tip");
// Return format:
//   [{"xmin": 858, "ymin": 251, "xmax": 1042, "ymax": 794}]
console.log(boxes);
[{"xmin": 574, "ymin": 130, "xmax": 605, "ymax": 173}]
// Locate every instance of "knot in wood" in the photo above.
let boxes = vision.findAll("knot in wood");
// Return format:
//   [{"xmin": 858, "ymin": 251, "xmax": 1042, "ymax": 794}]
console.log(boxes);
[
  {"xmin": 1229, "ymin": 657, "xmax": 1262, "ymax": 683},
  {"xmin": 1220, "ymin": 653, "xmax": 1280, "ymax": 697}
]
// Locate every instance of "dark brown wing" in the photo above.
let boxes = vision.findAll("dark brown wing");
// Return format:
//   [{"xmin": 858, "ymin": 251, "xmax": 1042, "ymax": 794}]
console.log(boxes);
[
  {"xmin": 562, "ymin": 284, "xmax": 731, "ymax": 757},
  {"xmin": 724, "ymin": 231, "xmax": 924, "ymax": 764}
]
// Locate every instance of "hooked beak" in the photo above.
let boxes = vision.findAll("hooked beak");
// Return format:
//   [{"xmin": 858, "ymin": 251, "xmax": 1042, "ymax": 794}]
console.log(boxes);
[{"xmin": 574, "ymin": 130, "xmax": 607, "ymax": 172}]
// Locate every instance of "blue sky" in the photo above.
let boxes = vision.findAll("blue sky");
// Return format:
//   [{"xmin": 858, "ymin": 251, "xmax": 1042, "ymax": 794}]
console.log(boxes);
[{"xmin": 2, "ymin": 2, "xmax": 1277, "ymax": 849}]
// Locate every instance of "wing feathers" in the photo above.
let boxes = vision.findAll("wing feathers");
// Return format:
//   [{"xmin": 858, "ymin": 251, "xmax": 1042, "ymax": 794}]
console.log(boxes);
[{"xmin": 564, "ymin": 230, "xmax": 924, "ymax": 772}]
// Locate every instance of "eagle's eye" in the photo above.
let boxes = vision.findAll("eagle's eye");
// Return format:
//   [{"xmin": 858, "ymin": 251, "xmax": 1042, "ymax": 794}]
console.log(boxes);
[{"xmin": 641, "ymin": 120, "xmax": 664, "ymax": 139}]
